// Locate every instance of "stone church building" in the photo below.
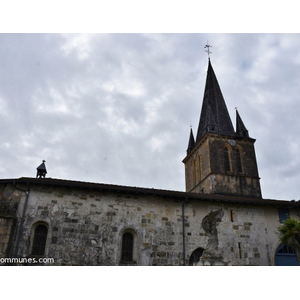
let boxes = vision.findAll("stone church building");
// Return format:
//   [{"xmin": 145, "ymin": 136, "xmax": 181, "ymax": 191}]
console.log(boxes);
[{"xmin": 0, "ymin": 59, "xmax": 299, "ymax": 266}]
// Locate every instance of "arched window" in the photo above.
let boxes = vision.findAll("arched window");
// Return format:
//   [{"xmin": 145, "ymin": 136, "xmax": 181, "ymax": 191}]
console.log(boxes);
[
  {"xmin": 236, "ymin": 148, "xmax": 243, "ymax": 173},
  {"xmin": 196, "ymin": 154, "xmax": 202, "ymax": 182},
  {"xmin": 192, "ymin": 159, "xmax": 196, "ymax": 185},
  {"xmin": 275, "ymin": 244, "xmax": 298, "ymax": 266},
  {"xmin": 119, "ymin": 228, "xmax": 139, "ymax": 265},
  {"xmin": 189, "ymin": 248, "xmax": 204, "ymax": 266},
  {"xmin": 224, "ymin": 147, "xmax": 231, "ymax": 172},
  {"xmin": 31, "ymin": 224, "xmax": 48, "ymax": 256},
  {"xmin": 121, "ymin": 232, "xmax": 134, "ymax": 262}
]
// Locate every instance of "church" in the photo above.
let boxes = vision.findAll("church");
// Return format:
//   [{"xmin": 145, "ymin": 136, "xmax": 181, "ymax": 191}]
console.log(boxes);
[{"xmin": 0, "ymin": 57, "xmax": 299, "ymax": 266}]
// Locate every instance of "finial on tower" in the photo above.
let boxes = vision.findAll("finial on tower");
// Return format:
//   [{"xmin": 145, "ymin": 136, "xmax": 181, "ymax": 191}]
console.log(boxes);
[{"xmin": 204, "ymin": 41, "xmax": 212, "ymax": 59}]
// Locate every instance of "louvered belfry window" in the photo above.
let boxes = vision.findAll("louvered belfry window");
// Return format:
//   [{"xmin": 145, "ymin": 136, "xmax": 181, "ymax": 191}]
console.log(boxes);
[
  {"xmin": 224, "ymin": 147, "xmax": 231, "ymax": 172},
  {"xmin": 31, "ymin": 224, "xmax": 48, "ymax": 256},
  {"xmin": 236, "ymin": 148, "xmax": 243, "ymax": 173},
  {"xmin": 121, "ymin": 232, "xmax": 133, "ymax": 262}
]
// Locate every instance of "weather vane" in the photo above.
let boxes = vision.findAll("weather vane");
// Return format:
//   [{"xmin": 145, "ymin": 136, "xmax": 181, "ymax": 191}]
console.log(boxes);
[{"xmin": 204, "ymin": 42, "xmax": 212, "ymax": 59}]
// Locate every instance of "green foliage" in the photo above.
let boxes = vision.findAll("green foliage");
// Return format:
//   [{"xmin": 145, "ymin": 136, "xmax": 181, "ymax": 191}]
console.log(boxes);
[{"xmin": 276, "ymin": 218, "xmax": 300, "ymax": 251}]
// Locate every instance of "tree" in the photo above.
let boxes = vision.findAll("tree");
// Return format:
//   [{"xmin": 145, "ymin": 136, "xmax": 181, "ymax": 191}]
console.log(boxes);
[{"xmin": 276, "ymin": 218, "xmax": 300, "ymax": 264}]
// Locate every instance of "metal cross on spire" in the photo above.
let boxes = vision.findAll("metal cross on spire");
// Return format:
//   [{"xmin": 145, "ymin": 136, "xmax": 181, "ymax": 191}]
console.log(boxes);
[{"xmin": 204, "ymin": 42, "xmax": 212, "ymax": 59}]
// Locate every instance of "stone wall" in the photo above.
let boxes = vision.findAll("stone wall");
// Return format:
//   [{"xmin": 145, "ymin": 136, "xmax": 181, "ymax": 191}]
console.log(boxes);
[
  {"xmin": 0, "ymin": 217, "xmax": 15, "ymax": 258},
  {"xmin": 0, "ymin": 184, "xmax": 22, "ymax": 258},
  {"xmin": 2, "ymin": 182, "xmax": 296, "ymax": 266}
]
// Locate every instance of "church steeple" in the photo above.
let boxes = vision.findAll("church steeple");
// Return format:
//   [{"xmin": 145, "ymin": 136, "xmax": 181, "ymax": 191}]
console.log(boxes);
[
  {"xmin": 196, "ymin": 60, "xmax": 235, "ymax": 143},
  {"xmin": 183, "ymin": 58, "xmax": 262, "ymax": 198}
]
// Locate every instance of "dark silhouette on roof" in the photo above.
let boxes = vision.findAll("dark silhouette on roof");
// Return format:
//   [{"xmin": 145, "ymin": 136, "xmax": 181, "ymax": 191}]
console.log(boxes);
[{"xmin": 36, "ymin": 160, "xmax": 47, "ymax": 178}]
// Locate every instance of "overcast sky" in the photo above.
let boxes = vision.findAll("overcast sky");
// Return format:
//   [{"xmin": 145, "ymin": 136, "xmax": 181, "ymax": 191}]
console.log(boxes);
[{"xmin": 1, "ymin": 33, "xmax": 300, "ymax": 200}]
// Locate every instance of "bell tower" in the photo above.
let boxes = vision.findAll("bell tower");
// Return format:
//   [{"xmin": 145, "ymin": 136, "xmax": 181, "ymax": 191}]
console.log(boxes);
[{"xmin": 183, "ymin": 59, "xmax": 262, "ymax": 198}]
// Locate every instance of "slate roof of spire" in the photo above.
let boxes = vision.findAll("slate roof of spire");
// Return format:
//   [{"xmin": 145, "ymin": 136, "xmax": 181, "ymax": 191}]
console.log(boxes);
[
  {"xmin": 236, "ymin": 109, "xmax": 249, "ymax": 137},
  {"xmin": 186, "ymin": 128, "xmax": 195, "ymax": 155},
  {"xmin": 196, "ymin": 60, "xmax": 235, "ymax": 143},
  {"xmin": 204, "ymin": 104, "xmax": 218, "ymax": 130}
]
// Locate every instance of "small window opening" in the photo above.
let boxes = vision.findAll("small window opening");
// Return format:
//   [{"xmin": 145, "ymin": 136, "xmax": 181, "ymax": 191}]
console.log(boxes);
[
  {"xmin": 230, "ymin": 210, "xmax": 237, "ymax": 222},
  {"xmin": 238, "ymin": 242, "xmax": 242, "ymax": 259},
  {"xmin": 31, "ymin": 224, "xmax": 48, "ymax": 256},
  {"xmin": 278, "ymin": 208, "xmax": 290, "ymax": 223},
  {"xmin": 121, "ymin": 232, "xmax": 134, "ymax": 262}
]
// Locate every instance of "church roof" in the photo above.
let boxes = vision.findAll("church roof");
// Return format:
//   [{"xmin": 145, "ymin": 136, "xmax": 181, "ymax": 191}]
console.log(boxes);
[
  {"xmin": 1, "ymin": 177, "xmax": 299, "ymax": 208},
  {"xmin": 196, "ymin": 60, "xmax": 235, "ymax": 143}
]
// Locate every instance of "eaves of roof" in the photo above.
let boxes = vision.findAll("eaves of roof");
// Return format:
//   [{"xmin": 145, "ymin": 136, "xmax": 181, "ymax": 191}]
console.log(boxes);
[{"xmin": 0, "ymin": 177, "xmax": 299, "ymax": 208}]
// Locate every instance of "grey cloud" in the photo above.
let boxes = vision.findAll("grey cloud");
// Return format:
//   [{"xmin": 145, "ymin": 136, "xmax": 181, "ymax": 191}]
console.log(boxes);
[{"xmin": 0, "ymin": 33, "xmax": 300, "ymax": 200}]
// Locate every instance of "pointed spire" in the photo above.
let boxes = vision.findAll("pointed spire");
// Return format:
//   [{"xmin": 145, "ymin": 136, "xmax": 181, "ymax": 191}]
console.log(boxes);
[
  {"xmin": 236, "ymin": 110, "xmax": 249, "ymax": 137},
  {"xmin": 196, "ymin": 60, "xmax": 235, "ymax": 142},
  {"xmin": 187, "ymin": 128, "xmax": 195, "ymax": 155}
]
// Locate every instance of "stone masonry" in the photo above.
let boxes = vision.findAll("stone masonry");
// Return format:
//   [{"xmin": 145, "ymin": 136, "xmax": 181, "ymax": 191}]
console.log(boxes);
[{"xmin": 1, "ymin": 179, "xmax": 299, "ymax": 266}]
